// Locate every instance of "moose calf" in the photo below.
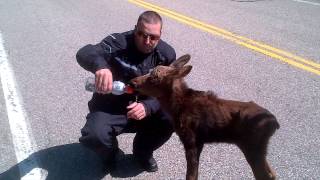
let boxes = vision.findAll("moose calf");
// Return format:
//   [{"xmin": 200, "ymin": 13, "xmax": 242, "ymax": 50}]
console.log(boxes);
[{"xmin": 130, "ymin": 54, "xmax": 280, "ymax": 180}]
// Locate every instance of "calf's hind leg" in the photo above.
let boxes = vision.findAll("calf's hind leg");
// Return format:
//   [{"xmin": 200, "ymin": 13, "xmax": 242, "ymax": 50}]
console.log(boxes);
[{"xmin": 238, "ymin": 142, "xmax": 276, "ymax": 180}]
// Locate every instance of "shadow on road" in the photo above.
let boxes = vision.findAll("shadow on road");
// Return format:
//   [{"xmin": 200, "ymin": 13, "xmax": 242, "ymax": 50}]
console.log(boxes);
[{"xmin": 0, "ymin": 143, "xmax": 144, "ymax": 180}]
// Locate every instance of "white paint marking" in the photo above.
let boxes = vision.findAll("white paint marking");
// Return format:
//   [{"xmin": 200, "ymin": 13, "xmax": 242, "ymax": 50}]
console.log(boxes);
[
  {"xmin": 292, "ymin": 0, "xmax": 320, "ymax": 6},
  {"xmin": 0, "ymin": 32, "xmax": 47, "ymax": 179}
]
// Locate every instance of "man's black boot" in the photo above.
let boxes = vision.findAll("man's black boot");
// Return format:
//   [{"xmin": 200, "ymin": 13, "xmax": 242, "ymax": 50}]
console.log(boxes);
[{"xmin": 134, "ymin": 155, "xmax": 158, "ymax": 172}]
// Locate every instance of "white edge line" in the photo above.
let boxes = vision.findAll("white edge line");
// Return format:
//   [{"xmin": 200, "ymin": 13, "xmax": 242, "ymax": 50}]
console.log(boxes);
[
  {"xmin": 292, "ymin": 0, "xmax": 320, "ymax": 6},
  {"xmin": 0, "ymin": 32, "xmax": 47, "ymax": 179}
]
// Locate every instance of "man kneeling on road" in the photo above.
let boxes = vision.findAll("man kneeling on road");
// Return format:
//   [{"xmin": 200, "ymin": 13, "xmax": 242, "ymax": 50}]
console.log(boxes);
[{"xmin": 76, "ymin": 11, "xmax": 176, "ymax": 172}]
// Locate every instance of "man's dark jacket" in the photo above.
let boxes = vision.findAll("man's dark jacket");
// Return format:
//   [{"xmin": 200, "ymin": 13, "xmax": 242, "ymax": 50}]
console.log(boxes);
[{"xmin": 76, "ymin": 30, "xmax": 176, "ymax": 116}]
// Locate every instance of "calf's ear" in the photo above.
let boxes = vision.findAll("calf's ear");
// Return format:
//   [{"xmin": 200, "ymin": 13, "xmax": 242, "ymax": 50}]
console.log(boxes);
[
  {"xmin": 176, "ymin": 65, "xmax": 192, "ymax": 78},
  {"xmin": 170, "ymin": 54, "xmax": 191, "ymax": 68}
]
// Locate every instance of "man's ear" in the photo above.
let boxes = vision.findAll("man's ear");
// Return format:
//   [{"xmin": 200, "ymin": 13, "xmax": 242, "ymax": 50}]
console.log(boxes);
[
  {"xmin": 174, "ymin": 65, "xmax": 192, "ymax": 78},
  {"xmin": 170, "ymin": 54, "xmax": 191, "ymax": 68}
]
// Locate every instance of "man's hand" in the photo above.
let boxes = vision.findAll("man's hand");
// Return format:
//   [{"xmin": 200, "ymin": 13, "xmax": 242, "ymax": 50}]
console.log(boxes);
[
  {"xmin": 95, "ymin": 68, "xmax": 113, "ymax": 94},
  {"xmin": 127, "ymin": 102, "xmax": 147, "ymax": 120}
]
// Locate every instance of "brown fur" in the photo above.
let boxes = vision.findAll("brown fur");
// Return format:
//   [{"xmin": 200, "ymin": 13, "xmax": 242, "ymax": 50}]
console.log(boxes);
[{"xmin": 130, "ymin": 54, "xmax": 279, "ymax": 180}]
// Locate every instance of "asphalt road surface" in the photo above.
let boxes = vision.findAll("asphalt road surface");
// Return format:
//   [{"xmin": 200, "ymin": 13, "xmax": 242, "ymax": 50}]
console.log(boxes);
[{"xmin": 0, "ymin": 0, "xmax": 319, "ymax": 179}]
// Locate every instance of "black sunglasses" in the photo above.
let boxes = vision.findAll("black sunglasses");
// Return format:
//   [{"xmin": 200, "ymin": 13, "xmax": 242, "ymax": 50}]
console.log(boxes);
[{"xmin": 136, "ymin": 30, "xmax": 160, "ymax": 41}]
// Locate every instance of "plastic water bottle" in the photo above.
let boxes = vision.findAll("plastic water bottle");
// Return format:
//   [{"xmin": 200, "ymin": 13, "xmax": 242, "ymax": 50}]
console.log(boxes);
[{"xmin": 85, "ymin": 77, "xmax": 134, "ymax": 95}]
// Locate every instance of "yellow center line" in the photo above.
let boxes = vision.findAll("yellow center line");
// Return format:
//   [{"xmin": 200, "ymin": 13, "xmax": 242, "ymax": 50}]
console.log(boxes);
[{"xmin": 128, "ymin": 0, "xmax": 320, "ymax": 76}]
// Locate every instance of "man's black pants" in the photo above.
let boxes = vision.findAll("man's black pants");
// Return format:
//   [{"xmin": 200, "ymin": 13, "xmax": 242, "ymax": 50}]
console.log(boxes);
[{"xmin": 79, "ymin": 107, "xmax": 173, "ymax": 160}]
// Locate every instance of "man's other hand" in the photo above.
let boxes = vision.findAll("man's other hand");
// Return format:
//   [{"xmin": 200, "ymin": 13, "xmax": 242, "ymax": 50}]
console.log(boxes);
[
  {"xmin": 95, "ymin": 68, "xmax": 113, "ymax": 94},
  {"xmin": 127, "ymin": 102, "xmax": 147, "ymax": 120}
]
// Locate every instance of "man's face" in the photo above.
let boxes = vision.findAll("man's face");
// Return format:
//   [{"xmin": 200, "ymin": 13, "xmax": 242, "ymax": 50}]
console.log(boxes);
[{"xmin": 134, "ymin": 22, "xmax": 161, "ymax": 54}]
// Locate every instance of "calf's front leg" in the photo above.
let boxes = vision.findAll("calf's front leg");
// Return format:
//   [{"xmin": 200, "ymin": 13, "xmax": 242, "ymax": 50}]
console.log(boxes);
[
  {"xmin": 185, "ymin": 146, "xmax": 200, "ymax": 180},
  {"xmin": 179, "ymin": 130, "xmax": 204, "ymax": 180}
]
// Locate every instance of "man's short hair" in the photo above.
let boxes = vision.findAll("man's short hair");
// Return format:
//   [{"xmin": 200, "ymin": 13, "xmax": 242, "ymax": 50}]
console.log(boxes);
[{"xmin": 137, "ymin": 11, "xmax": 163, "ymax": 29}]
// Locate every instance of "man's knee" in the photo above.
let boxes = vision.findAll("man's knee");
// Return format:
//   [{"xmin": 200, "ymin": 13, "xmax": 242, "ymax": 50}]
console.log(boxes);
[
  {"xmin": 147, "ymin": 110, "xmax": 174, "ymax": 133},
  {"xmin": 79, "ymin": 111, "xmax": 120, "ymax": 149}
]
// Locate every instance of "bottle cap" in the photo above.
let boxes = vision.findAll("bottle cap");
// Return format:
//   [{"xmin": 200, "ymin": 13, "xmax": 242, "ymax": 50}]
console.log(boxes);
[{"xmin": 125, "ymin": 86, "xmax": 134, "ymax": 94}]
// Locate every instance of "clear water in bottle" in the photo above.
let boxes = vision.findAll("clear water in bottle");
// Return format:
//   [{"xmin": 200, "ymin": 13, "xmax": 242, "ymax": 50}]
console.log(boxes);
[
  {"xmin": 111, "ymin": 81, "xmax": 126, "ymax": 95},
  {"xmin": 85, "ymin": 77, "xmax": 96, "ymax": 92},
  {"xmin": 85, "ymin": 77, "xmax": 133, "ymax": 95}
]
